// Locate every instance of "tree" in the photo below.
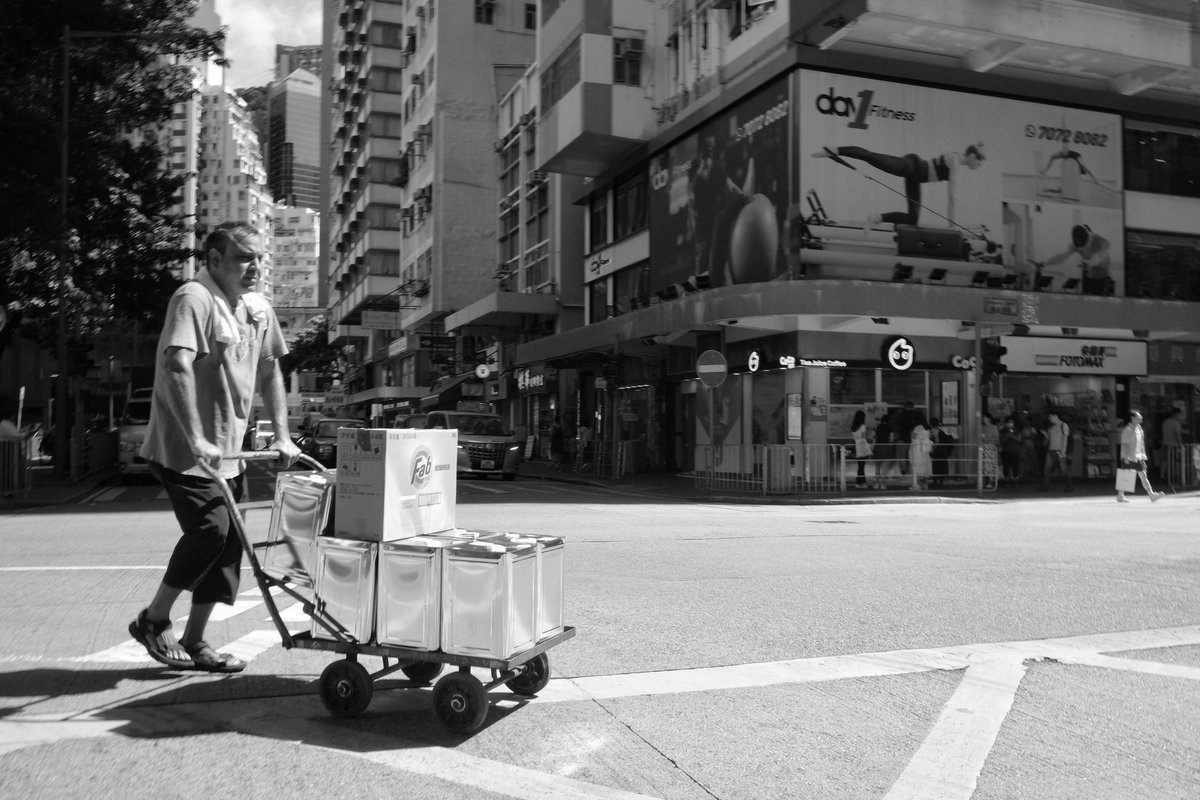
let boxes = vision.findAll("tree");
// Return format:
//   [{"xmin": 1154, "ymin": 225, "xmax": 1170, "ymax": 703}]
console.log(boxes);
[
  {"xmin": 280, "ymin": 315, "xmax": 344, "ymax": 382},
  {"xmin": 0, "ymin": 0, "xmax": 227, "ymax": 360}
]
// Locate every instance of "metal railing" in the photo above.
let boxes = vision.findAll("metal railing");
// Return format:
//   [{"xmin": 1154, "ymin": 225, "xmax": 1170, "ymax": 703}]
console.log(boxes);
[
  {"xmin": 1160, "ymin": 444, "xmax": 1200, "ymax": 490},
  {"xmin": 693, "ymin": 443, "xmax": 1001, "ymax": 496},
  {"xmin": 1, "ymin": 439, "xmax": 30, "ymax": 499}
]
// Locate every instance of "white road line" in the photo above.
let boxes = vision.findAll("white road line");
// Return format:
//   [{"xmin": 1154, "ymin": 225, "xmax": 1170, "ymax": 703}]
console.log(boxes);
[
  {"xmin": 1056, "ymin": 651, "xmax": 1200, "ymax": 681},
  {"xmin": 535, "ymin": 624, "xmax": 1200, "ymax": 703},
  {"xmin": 0, "ymin": 718, "xmax": 128, "ymax": 757},
  {"xmin": 464, "ymin": 482, "xmax": 506, "ymax": 494},
  {"xmin": 79, "ymin": 488, "xmax": 110, "ymax": 504},
  {"xmin": 208, "ymin": 586, "xmax": 284, "ymax": 622},
  {"xmin": 882, "ymin": 659, "xmax": 1027, "ymax": 800},
  {"xmin": 0, "ymin": 566, "xmax": 165, "ymax": 572}
]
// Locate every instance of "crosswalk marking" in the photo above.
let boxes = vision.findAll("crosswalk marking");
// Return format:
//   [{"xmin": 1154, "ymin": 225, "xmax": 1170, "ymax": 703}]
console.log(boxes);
[{"xmin": 72, "ymin": 587, "xmax": 289, "ymax": 664}]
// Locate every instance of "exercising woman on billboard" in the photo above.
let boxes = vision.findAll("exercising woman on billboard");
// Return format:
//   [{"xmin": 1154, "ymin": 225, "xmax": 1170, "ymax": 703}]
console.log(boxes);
[{"xmin": 812, "ymin": 143, "xmax": 985, "ymax": 231}]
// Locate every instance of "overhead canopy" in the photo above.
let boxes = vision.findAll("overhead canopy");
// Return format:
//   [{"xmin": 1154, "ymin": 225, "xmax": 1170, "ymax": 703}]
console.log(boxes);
[{"xmin": 420, "ymin": 373, "xmax": 483, "ymax": 410}]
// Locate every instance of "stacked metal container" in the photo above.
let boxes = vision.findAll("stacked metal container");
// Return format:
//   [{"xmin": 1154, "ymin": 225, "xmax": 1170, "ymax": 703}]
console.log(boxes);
[
  {"xmin": 438, "ymin": 536, "xmax": 539, "ymax": 659},
  {"xmin": 480, "ymin": 532, "xmax": 565, "ymax": 642},
  {"xmin": 375, "ymin": 536, "xmax": 454, "ymax": 650},
  {"xmin": 262, "ymin": 471, "xmax": 336, "ymax": 587},
  {"xmin": 311, "ymin": 537, "xmax": 378, "ymax": 642}
]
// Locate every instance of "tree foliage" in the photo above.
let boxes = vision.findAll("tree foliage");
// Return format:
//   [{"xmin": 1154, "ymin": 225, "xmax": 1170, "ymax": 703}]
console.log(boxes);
[
  {"xmin": 281, "ymin": 315, "xmax": 344, "ymax": 381},
  {"xmin": 0, "ymin": 0, "xmax": 226, "ymax": 359}
]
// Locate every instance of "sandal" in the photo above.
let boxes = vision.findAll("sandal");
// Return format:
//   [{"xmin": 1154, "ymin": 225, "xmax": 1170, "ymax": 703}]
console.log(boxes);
[
  {"xmin": 184, "ymin": 640, "xmax": 246, "ymax": 673},
  {"xmin": 128, "ymin": 609, "xmax": 192, "ymax": 669}
]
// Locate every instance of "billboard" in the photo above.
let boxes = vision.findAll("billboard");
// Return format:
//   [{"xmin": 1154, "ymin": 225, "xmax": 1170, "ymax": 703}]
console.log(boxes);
[
  {"xmin": 648, "ymin": 76, "xmax": 792, "ymax": 295},
  {"xmin": 797, "ymin": 71, "xmax": 1125, "ymax": 295}
]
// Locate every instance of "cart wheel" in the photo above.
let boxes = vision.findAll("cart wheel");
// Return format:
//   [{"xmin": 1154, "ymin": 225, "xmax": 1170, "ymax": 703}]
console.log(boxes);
[
  {"xmin": 505, "ymin": 653, "xmax": 551, "ymax": 697},
  {"xmin": 319, "ymin": 659, "xmax": 373, "ymax": 718},
  {"xmin": 432, "ymin": 672, "xmax": 489, "ymax": 733},
  {"xmin": 401, "ymin": 661, "xmax": 443, "ymax": 685}
]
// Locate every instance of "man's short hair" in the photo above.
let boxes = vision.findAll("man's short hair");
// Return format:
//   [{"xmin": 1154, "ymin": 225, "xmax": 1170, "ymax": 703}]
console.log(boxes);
[{"xmin": 204, "ymin": 222, "xmax": 259, "ymax": 265}]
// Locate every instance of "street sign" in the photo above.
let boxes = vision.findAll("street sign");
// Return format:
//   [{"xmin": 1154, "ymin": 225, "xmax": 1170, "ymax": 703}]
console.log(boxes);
[{"xmin": 696, "ymin": 349, "xmax": 727, "ymax": 388}]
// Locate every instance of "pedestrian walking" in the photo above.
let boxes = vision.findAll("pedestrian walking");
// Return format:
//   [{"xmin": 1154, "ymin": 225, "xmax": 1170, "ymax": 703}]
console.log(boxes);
[
  {"xmin": 849, "ymin": 409, "xmax": 873, "ymax": 487},
  {"xmin": 999, "ymin": 418, "xmax": 1022, "ymax": 484},
  {"xmin": 1116, "ymin": 410, "xmax": 1163, "ymax": 503},
  {"xmin": 129, "ymin": 221, "xmax": 300, "ymax": 672},
  {"xmin": 909, "ymin": 414, "xmax": 933, "ymax": 490},
  {"xmin": 1159, "ymin": 407, "xmax": 1187, "ymax": 489},
  {"xmin": 1038, "ymin": 410, "xmax": 1074, "ymax": 492},
  {"xmin": 872, "ymin": 410, "xmax": 897, "ymax": 489}
]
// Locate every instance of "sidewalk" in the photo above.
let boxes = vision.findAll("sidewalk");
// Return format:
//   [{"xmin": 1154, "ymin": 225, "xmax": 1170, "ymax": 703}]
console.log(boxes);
[
  {"xmin": 4, "ymin": 458, "xmax": 1195, "ymax": 510},
  {"xmin": 515, "ymin": 459, "xmax": 1198, "ymax": 505}
]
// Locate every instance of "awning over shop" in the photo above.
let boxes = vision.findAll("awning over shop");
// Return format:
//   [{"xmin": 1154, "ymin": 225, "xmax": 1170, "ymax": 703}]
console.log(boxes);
[
  {"xmin": 346, "ymin": 386, "xmax": 427, "ymax": 406},
  {"xmin": 420, "ymin": 373, "xmax": 483, "ymax": 410},
  {"xmin": 514, "ymin": 280, "xmax": 1200, "ymax": 367},
  {"xmin": 444, "ymin": 290, "xmax": 560, "ymax": 334}
]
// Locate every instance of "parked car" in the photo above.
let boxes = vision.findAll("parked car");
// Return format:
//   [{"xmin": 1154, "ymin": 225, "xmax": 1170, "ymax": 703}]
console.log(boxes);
[
  {"xmin": 296, "ymin": 417, "xmax": 367, "ymax": 466},
  {"xmin": 393, "ymin": 414, "xmax": 429, "ymax": 430},
  {"xmin": 242, "ymin": 416, "xmax": 306, "ymax": 451},
  {"xmin": 117, "ymin": 398, "xmax": 153, "ymax": 480},
  {"xmin": 424, "ymin": 410, "xmax": 522, "ymax": 481}
]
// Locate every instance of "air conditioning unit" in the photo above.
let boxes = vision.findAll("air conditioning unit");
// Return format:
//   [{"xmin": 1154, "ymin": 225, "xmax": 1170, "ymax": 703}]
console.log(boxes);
[{"xmin": 526, "ymin": 171, "xmax": 547, "ymax": 187}]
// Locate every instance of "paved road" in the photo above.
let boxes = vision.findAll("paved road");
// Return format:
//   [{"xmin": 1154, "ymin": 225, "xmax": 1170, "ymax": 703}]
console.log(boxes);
[{"xmin": 1, "ymin": 484, "xmax": 1198, "ymax": 799}]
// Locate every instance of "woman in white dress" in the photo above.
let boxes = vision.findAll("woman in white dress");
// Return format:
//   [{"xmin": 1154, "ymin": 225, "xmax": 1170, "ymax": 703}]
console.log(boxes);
[{"xmin": 909, "ymin": 414, "xmax": 933, "ymax": 490}]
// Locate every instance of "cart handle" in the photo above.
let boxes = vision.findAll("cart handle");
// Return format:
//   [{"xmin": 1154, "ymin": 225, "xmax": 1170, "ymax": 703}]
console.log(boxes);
[{"xmin": 221, "ymin": 451, "xmax": 328, "ymax": 472}]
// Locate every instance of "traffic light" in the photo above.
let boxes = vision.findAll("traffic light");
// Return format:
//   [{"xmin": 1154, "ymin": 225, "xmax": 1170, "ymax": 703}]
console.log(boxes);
[{"xmin": 981, "ymin": 339, "xmax": 1008, "ymax": 382}]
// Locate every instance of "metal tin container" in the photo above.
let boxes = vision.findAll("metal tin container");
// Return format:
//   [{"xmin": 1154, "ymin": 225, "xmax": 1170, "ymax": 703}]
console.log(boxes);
[
  {"xmin": 376, "ymin": 536, "xmax": 452, "ymax": 651},
  {"xmin": 439, "ymin": 539, "xmax": 537, "ymax": 659},
  {"xmin": 482, "ymin": 532, "xmax": 565, "ymax": 642},
  {"xmin": 311, "ymin": 537, "xmax": 377, "ymax": 643},
  {"xmin": 263, "ymin": 471, "xmax": 335, "ymax": 587}
]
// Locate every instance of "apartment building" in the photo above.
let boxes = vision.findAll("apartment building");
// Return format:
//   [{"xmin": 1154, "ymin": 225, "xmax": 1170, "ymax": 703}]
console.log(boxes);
[
  {"xmin": 321, "ymin": 0, "xmax": 535, "ymax": 420},
  {"xmin": 198, "ymin": 85, "xmax": 275, "ymax": 296},
  {"xmin": 511, "ymin": 0, "xmax": 1200, "ymax": 477},
  {"xmin": 272, "ymin": 207, "xmax": 323, "ymax": 336},
  {"xmin": 276, "ymin": 44, "xmax": 324, "ymax": 80}
]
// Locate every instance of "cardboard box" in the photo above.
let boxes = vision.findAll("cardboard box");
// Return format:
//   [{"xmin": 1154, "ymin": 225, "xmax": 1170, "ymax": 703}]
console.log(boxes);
[{"xmin": 334, "ymin": 428, "xmax": 457, "ymax": 542}]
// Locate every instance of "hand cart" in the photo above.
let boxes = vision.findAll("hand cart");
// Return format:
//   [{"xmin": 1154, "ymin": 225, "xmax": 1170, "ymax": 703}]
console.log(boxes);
[{"xmin": 203, "ymin": 452, "xmax": 576, "ymax": 733}]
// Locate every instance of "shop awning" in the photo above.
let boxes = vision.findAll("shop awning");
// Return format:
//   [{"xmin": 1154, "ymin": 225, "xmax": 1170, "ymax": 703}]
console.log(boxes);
[{"xmin": 420, "ymin": 373, "xmax": 483, "ymax": 410}]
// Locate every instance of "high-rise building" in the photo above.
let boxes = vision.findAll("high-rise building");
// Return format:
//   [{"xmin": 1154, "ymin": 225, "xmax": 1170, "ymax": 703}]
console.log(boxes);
[
  {"xmin": 321, "ymin": 0, "xmax": 536, "ymax": 418},
  {"xmin": 198, "ymin": 85, "xmax": 275, "ymax": 296},
  {"xmin": 273, "ymin": 206, "xmax": 323, "ymax": 335},
  {"xmin": 268, "ymin": 68, "xmax": 323, "ymax": 209},
  {"xmin": 276, "ymin": 44, "xmax": 324, "ymax": 81}
]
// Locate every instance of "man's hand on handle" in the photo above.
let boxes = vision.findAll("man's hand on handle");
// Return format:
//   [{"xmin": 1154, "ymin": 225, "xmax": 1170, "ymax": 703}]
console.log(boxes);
[{"xmin": 269, "ymin": 436, "xmax": 302, "ymax": 469}]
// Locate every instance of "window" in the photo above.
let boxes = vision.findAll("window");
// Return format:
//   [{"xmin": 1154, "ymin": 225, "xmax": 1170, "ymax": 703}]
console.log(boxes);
[
  {"xmin": 474, "ymin": 0, "xmax": 495, "ymax": 25},
  {"xmin": 614, "ymin": 171, "xmax": 647, "ymax": 240},
  {"xmin": 366, "ymin": 204, "xmax": 401, "ymax": 230},
  {"xmin": 613, "ymin": 38, "xmax": 643, "ymax": 86},
  {"xmin": 369, "ymin": 22, "xmax": 406, "ymax": 48},
  {"xmin": 588, "ymin": 192, "xmax": 608, "ymax": 252},
  {"xmin": 370, "ymin": 67, "xmax": 407, "ymax": 93},
  {"xmin": 540, "ymin": 36, "xmax": 580, "ymax": 110},
  {"xmin": 525, "ymin": 181, "xmax": 548, "ymax": 245},
  {"xmin": 1126, "ymin": 230, "xmax": 1200, "ymax": 301},
  {"xmin": 367, "ymin": 113, "xmax": 405, "ymax": 137},
  {"xmin": 524, "ymin": 3, "xmax": 536, "ymax": 30},
  {"xmin": 1125, "ymin": 123, "xmax": 1200, "ymax": 198}
]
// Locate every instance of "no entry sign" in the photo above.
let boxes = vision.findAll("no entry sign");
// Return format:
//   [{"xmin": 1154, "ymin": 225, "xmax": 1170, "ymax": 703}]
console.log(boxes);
[{"xmin": 696, "ymin": 350, "xmax": 728, "ymax": 388}]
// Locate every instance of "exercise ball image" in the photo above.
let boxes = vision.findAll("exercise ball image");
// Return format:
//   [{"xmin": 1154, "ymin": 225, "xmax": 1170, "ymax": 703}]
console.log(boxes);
[{"xmin": 729, "ymin": 194, "xmax": 779, "ymax": 284}]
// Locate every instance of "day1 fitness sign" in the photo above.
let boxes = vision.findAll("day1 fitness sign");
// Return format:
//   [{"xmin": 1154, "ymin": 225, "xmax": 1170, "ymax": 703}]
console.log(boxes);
[{"xmin": 999, "ymin": 336, "xmax": 1147, "ymax": 375}]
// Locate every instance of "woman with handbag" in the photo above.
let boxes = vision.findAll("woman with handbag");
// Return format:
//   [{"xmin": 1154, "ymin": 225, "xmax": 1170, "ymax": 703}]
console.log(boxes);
[{"xmin": 1116, "ymin": 410, "xmax": 1163, "ymax": 503}]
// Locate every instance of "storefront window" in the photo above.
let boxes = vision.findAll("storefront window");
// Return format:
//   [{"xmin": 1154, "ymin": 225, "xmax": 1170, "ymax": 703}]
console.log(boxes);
[
  {"xmin": 881, "ymin": 370, "xmax": 928, "ymax": 409},
  {"xmin": 830, "ymin": 369, "xmax": 874, "ymax": 405}
]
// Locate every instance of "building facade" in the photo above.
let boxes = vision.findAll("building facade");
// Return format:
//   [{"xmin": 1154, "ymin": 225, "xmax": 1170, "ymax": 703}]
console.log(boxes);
[
  {"xmin": 321, "ymin": 0, "xmax": 536, "ymax": 422},
  {"xmin": 276, "ymin": 43, "xmax": 324, "ymax": 81},
  {"xmin": 272, "ymin": 206, "xmax": 323, "ymax": 335},
  {"xmin": 198, "ymin": 85, "xmax": 275, "ymax": 295},
  {"xmin": 509, "ymin": 0, "xmax": 1200, "ymax": 478},
  {"xmin": 268, "ymin": 68, "xmax": 323, "ymax": 209}
]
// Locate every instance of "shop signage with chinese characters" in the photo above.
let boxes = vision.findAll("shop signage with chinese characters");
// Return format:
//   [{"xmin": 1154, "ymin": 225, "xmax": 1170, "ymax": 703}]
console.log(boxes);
[
  {"xmin": 516, "ymin": 365, "xmax": 555, "ymax": 395},
  {"xmin": 999, "ymin": 337, "xmax": 1147, "ymax": 375}
]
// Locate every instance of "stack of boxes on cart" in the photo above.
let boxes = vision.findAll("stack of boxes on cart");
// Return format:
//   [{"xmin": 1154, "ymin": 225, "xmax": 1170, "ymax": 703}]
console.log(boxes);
[{"xmin": 261, "ymin": 428, "xmax": 564, "ymax": 659}]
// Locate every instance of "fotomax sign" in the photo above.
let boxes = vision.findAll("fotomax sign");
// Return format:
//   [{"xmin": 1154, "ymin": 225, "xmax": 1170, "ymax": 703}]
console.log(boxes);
[{"xmin": 999, "ymin": 337, "xmax": 1147, "ymax": 375}]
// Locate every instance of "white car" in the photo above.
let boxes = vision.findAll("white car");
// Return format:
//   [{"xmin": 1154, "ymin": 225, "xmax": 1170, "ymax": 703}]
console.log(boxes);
[{"xmin": 117, "ymin": 398, "xmax": 153, "ymax": 480}]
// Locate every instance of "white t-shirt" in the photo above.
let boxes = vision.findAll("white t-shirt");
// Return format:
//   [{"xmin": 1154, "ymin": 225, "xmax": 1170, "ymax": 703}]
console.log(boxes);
[{"xmin": 139, "ymin": 272, "xmax": 287, "ymax": 478}]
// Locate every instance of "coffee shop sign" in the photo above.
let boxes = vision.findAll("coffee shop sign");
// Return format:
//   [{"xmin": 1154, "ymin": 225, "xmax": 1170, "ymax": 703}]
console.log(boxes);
[{"xmin": 517, "ymin": 368, "xmax": 549, "ymax": 391}]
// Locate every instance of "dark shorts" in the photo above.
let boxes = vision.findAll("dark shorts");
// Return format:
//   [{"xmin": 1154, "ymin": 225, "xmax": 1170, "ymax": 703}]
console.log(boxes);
[{"xmin": 150, "ymin": 462, "xmax": 245, "ymax": 606}]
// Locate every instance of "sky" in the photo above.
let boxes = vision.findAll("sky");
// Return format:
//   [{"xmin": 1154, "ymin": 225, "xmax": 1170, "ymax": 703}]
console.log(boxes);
[{"xmin": 214, "ymin": 0, "xmax": 323, "ymax": 89}]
